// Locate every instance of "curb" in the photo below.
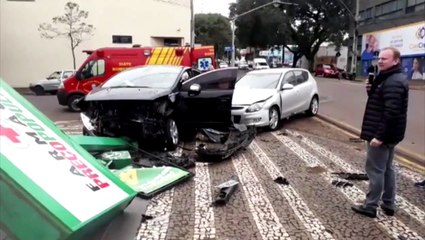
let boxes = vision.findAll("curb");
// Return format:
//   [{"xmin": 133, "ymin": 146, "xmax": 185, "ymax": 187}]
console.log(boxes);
[{"xmin": 316, "ymin": 114, "xmax": 425, "ymax": 168}]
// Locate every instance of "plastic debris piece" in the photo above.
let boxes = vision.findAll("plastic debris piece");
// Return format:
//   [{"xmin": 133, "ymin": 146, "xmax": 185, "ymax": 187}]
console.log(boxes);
[{"xmin": 274, "ymin": 177, "xmax": 289, "ymax": 185}]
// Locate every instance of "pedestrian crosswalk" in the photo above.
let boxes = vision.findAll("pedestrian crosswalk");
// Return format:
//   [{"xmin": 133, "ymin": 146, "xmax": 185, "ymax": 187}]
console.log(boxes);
[{"xmin": 55, "ymin": 121, "xmax": 425, "ymax": 240}]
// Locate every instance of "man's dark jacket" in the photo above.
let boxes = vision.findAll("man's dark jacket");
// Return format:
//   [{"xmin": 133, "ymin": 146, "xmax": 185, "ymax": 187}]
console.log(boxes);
[{"xmin": 360, "ymin": 65, "xmax": 409, "ymax": 144}]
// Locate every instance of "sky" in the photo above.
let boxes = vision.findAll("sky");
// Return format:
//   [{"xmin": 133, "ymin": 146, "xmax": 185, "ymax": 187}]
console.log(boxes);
[{"xmin": 193, "ymin": 0, "xmax": 236, "ymax": 17}]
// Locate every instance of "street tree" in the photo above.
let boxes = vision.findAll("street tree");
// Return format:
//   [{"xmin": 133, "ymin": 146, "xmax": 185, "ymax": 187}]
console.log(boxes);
[
  {"xmin": 230, "ymin": 0, "xmax": 351, "ymax": 69},
  {"xmin": 38, "ymin": 2, "xmax": 95, "ymax": 69},
  {"xmin": 195, "ymin": 13, "xmax": 232, "ymax": 59}
]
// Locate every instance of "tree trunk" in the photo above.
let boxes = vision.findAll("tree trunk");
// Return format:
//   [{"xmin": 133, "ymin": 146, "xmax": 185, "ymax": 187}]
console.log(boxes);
[
  {"xmin": 71, "ymin": 48, "xmax": 76, "ymax": 69},
  {"xmin": 305, "ymin": 54, "xmax": 315, "ymax": 72},
  {"xmin": 292, "ymin": 53, "xmax": 301, "ymax": 68}
]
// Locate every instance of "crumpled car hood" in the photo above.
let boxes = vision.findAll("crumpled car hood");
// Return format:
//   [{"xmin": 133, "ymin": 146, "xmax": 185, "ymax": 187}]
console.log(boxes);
[
  {"xmin": 85, "ymin": 87, "xmax": 172, "ymax": 101},
  {"xmin": 232, "ymin": 89, "xmax": 276, "ymax": 105}
]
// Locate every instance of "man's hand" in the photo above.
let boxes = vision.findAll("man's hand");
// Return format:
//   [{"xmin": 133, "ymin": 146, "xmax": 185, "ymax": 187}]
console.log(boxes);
[
  {"xmin": 370, "ymin": 138, "xmax": 383, "ymax": 147},
  {"xmin": 366, "ymin": 79, "xmax": 372, "ymax": 92}
]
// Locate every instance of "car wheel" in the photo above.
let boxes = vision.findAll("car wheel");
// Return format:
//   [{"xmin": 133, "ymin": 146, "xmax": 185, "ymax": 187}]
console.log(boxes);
[
  {"xmin": 33, "ymin": 86, "xmax": 45, "ymax": 96},
  {"xmin": 67, "ymin": 95, "xmax": 84, "ymax": 112},
  {"xmin": 268, "ymin": 106, "xmax": 280, "ymax": 131},
  {"xmin": 306, "ymin": 96, "xmax": 319, "ymax": 116},
  {"xmin": 165, "ymin": 118, "xmax": 179, "ymax": 150}
]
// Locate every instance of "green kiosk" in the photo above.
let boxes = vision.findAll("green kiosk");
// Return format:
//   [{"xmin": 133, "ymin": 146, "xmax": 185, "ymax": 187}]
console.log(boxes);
[{"xmin": 0, "ymin": 80, "xmax": 137, "ymax": 240}]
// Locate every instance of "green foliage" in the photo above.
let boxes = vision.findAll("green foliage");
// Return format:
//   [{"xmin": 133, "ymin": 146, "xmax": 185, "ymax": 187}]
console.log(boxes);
[
  {"xmin": 195, "ymin": 13, "xmax": 232, "ymax": 58},
  {"xmin": 230, "ymin": 0, "xmax": 352, "ymax": 69},
  {"xmin": 38, "ymin": 2, "xmax": 95, "ymax": 69}
]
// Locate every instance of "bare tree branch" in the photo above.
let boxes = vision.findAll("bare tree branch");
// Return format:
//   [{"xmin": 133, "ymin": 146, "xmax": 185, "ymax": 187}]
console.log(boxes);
[{"xmin": 38, "ymin": 2, "xmax": 95, "ymax": 69}]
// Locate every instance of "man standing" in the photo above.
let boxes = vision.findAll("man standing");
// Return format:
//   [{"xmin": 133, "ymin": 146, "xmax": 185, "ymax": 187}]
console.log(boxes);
[{"xmin": 352, "ymin": 47, "xmax": 409, "ymax": 218}]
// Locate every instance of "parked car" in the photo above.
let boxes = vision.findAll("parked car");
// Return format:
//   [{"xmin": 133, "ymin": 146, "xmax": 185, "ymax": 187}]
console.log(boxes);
[
  {"xmin": 253, "ymin": 58, "xmax": 270, "ymax": 70},
  {"xmin": 79, "ymin": 65, "xmax": 238, "ymax": 150},
  {"xmin": 29, "ymin": 70, "xmax": 75, "ymax": 95},
  {"xmin": 219, "ymin": 62, "xmax": 229, "ymax": 68},
  {"xmin": 238, "ymin": 61, "xmax": 249, "ymax": 70},
  {"xmin": 232, "ymin": 68, "xmax": 319, "ymax": 130},
  {"xmin": 314, "ymin": 64, "xmax": 340, "ymax": 78}
]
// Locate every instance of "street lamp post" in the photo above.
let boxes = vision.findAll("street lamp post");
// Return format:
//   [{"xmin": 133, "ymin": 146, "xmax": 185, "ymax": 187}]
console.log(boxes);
[
  {"xmin": 230, "ymin": 0, "xmax": 296, "ymax": 67},
  {"xmin": 350, "ymin": 0, "xmax": 360, "ymax": 76}
]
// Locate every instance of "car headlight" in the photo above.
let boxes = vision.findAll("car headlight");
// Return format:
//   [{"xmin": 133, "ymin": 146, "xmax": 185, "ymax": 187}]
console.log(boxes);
[
  {"xmin": 246, "ymin": 101, "xmax": 266, "ymax": 112},
  {"xmin": 58, "ymin": 82, "xmax": 64, "ymax": 89},
  {"xmin": 80, "ymin": 113, "xmax": 95, "ymax": 131}
]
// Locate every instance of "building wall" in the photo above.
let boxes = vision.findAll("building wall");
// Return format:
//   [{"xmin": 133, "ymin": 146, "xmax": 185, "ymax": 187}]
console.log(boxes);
[
  {"xmin": 358, "ymin": 0, "xmax": 425, "ymax": 34},
  {"xmin": 347, "ymin": 0, "xmax": 425, "ymax": 74},
  {"xmin": 0, "ymin": 0, "xmax": 191, "ymax": 87}
]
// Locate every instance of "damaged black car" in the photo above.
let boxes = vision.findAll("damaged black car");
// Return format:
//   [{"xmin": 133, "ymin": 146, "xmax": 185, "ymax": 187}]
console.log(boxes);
[{"xmin": 79, "ymin": 65, "xmax": 243, "ymax": 151}]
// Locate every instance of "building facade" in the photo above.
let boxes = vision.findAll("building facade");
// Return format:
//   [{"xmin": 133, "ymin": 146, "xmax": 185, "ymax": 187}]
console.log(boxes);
[
  {"xmin": 0, "ymin": 0, "xmax": 192, "ymax": 87},
  {"xmin": 352, "ymin": 0, "xmax": 425, "ymax": 79}
]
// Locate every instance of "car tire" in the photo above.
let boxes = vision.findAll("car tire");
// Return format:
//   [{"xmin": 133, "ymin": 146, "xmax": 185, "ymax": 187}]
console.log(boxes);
[
  {"xmin": 33, "ymin": 86, "xmax": 45, "ymax": 96},
  {"xmin": 268, "ymin": 106, "xmax": 280, "ymax": 131},
  {"xmin": 67, "ymin": 94, "xmax": 84, "ymax": 112},
  {"xmin": 165, "ymin": 117, "xmax": 179, "ymax": 150},
  {"xmin": 306, "ymin": 96, "xmax": 319, "ymax": 116}
]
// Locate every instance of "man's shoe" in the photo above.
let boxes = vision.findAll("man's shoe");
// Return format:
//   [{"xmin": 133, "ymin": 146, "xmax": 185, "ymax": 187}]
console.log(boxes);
[
  {"xmin": 414, "ymin": 180, "xmax": 425, "ymax": 188},
  {"xmin": 380, "ymin": 204, "xmax": 395, "ymax": 216},
  {"xmin": 351, "ymin": 205, "xmax": 377, "ymax": 218}
]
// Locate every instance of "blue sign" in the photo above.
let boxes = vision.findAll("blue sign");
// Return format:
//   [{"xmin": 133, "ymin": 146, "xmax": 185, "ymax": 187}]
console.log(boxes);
[{"xmin": 224, "ymin": 46, "xmax": 232, "ymax": 52}]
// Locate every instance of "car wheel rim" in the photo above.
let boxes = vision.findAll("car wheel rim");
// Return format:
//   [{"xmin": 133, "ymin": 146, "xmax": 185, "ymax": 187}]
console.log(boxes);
[
  {"xmin": 269, "ymin": 109, "xmax": 279, "ymax": 129},
  {"xmin": 71, "ymin": 98, "xmax": 81, "ymax": 111},
  {"xmin": 169, "ymin": 120, "xmax": 179, "ymax": 145},
  {"xmin": 311, "ymin": 98, "xmax": 318, "ymax": 115}
]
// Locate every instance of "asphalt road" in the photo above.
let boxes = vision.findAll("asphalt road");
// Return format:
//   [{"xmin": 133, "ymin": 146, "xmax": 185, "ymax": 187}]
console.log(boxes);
[
  {"xmin": 19, "ymin": 92, "xmax": 425, "ymax": 240},
  {"xmin": 316, "ymin": 77, "xmax": 425, "ymax": 160}
]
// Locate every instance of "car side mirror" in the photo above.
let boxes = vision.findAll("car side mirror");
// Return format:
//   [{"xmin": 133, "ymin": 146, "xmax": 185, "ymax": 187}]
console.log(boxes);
[
  {"xmin": 75, "ymin": 71, "xmax": 82, "ymax": 80},
  {"xmin": 188, "ymin": 83, "xmax": 201, "ymax": 96},
  {"xmin": 281, "ymin": 83, "xmax": 294, "ymax": 90}
]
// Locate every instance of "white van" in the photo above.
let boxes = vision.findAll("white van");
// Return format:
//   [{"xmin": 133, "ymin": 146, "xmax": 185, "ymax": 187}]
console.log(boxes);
[{"xmin": 253, "ymin": 58, "xmax": 270, "ymax": 70}]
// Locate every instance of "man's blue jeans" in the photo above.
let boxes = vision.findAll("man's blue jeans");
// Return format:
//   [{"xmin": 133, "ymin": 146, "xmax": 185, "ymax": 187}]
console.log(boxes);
[{"xmin": 364, "ymin": 142, "xmax": 396, "ymax": 210}]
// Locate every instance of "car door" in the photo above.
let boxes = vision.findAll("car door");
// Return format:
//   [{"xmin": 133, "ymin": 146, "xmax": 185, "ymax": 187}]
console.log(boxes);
[
  {"xmin": 178, "ymin": 68, "xmax": 238, "ymax": 129},
  {"xmin": 279, "ymin": 71, "xmax": 299, "ymax": 118},
  {"xmin": 41, "ymin": 71, "xmax": 61, "ymax": 91},
  {"xmin": 292, "ymin": 70, "xmax": 311, "ymax": 112}
]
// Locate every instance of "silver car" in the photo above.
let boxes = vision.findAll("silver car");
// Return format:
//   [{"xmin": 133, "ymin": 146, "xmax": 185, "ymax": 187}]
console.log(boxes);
[
  {"xmin": 231, "ymin": 68, "xmax": 319, "ymax": 130},
  {"xmin": 29, "ymin": 70, "xmax": 75, "ymax": 95}
]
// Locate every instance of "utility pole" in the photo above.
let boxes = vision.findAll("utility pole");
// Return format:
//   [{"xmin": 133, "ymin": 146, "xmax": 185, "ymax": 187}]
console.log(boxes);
[
  {"xmin": 350, "ymin": 0, "xmax": 360, "ymax": 76},
  {"xmin": 190, "ymin": 0, "xmax": 195, "ymax": 48},
  {"xmin": 230, "ymin": 0, "xmax": 296, "ymax": 67}
]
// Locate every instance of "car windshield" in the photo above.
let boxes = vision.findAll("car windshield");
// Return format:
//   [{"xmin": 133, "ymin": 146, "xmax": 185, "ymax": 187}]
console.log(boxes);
[
  {"xmin": 48, "ymin": 71, "xmax": 61, "ymax": 79},
  {"xmin": 102, "ymin": 66, "xmax": 182, "ymax": 89},
  {"xmin": 236, "ymin": 73, "xmax": 281, "ymax": 89}
]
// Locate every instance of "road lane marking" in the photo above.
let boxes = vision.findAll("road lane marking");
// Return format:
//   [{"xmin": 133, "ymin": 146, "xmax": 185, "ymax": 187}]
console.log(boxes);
[
  {"xmin": 250, "ymin": 141, "xmax": 335, "ymax": 240},
  {"xmin": 193, "ymin": 162, "xmax": 216, "ymax": 240},
  {"xmin": 136, "ymin": 190, "xmax": 174, "ymax": 240},
  {"xmin": 285, "ymin": 129, "xmax": 425, "ymax": 225},
  {"xmin": 232, "ymin": 153, "xmax": 291, "ymax": 240},
  {"xmin": 272, "ymin": 132, "xmax": 424, "ymax": 240}
]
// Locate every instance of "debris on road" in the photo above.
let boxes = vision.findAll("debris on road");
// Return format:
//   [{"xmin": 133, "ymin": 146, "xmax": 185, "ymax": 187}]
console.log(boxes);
[
  {"xmin": 213, "ymin": 176, "xmax": 239, "ymax": 206},
  {"xmin": 196, "ymin": 126, "xmax": 256, "ymax": 161},
  {"xmin": 331, "ymin": 180, "xmax": 354, "ymax": 188},
  {"xmin": 274, "ymin": 177, "xmax": 290, "ymax": 185},
  {"xmin": 332, "ymin": 172, "xmax": 369, "ymax": 181}
]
